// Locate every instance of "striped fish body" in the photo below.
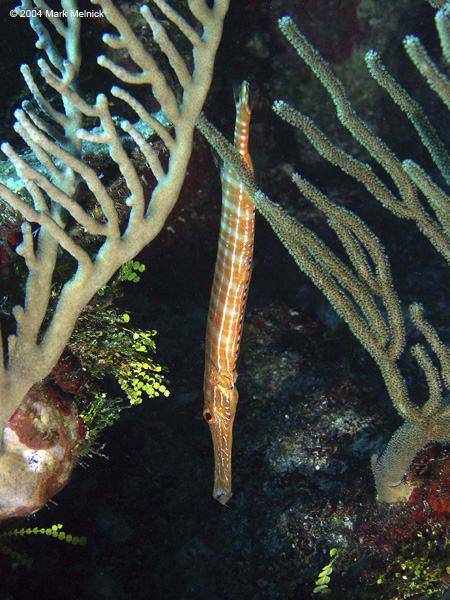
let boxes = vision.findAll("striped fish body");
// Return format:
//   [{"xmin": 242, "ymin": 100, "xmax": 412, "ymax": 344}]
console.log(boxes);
[{"xmin": 203, "ymin": 82, "xmax": 254, "ymax": 504}]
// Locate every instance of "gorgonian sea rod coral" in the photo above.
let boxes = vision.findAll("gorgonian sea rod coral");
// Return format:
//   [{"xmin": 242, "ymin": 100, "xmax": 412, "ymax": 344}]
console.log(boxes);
[
  {"xmin": 0, "ymin": 0, "xmax": 228, "ymax": 519},
  {"xmin": 198, "ymin": 0, "xmax": 450, "ymax": 504}
]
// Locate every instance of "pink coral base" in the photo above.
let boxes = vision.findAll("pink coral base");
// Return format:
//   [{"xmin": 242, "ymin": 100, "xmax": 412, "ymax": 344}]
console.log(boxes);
[{"xmin": 0, "ymin": 382, "xmax": 86, "ymax": 521}]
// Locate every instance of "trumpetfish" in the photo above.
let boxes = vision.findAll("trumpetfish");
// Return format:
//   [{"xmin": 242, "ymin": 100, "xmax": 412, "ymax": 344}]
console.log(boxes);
[{"xmin": 203, "ymin": 81, "xmax": 254, "ymax": 504}]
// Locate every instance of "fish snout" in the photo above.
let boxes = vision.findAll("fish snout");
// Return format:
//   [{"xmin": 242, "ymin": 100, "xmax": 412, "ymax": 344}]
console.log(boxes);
[{"xmin": 213, "ymin": 483, "xmax": 232, "ymax": 505}]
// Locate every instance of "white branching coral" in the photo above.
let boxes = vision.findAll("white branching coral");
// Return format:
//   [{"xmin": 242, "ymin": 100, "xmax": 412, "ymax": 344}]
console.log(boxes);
[{"xmin": 0, "ymin": 0, "xmax": 229, "ymax": 517}]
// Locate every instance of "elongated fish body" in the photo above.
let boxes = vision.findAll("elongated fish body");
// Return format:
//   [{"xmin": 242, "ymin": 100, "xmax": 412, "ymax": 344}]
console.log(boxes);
[{"xmin": 203, "ymin": 81, "xmax": 254, "ymax": 504}]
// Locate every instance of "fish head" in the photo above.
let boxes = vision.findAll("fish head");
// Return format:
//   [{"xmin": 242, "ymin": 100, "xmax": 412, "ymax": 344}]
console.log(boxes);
[{"xmin": 203, "ymin": 374, "xmax": 239, "ymax": 504}]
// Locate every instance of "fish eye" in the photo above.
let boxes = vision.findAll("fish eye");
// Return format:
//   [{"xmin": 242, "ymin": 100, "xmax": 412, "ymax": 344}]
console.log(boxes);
[{"xmin": 203, "ymin": 408, "xmax": 215, "ymax": 423}]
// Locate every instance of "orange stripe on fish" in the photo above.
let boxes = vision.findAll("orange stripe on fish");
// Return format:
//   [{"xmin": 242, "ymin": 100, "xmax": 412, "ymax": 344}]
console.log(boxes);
[{"xmin": 203, "ymin": 81, "xmax": 254, "ymax": 504}]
